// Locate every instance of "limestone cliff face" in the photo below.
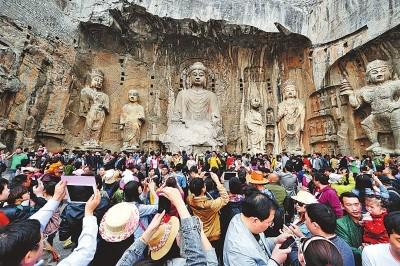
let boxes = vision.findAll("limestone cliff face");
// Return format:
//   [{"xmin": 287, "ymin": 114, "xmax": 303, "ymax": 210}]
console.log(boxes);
[{"xmin": 0, "ymin": 0, "xmax": 399, "ymax": 155}]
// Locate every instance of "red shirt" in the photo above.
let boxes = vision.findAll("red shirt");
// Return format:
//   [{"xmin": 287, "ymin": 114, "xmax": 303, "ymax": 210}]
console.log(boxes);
[
  {"xmin": 0, "ymin": 211, "xmax": 9, "ymax": 227},
  {"xmin": 303, "ymin": 158, "xmax": 311, "ymax": 168},
  {"xmin": 363, "ymin": 212, "xmax": 389, "ymax": 244},
  {"xmin": 226, "ymin": 156, "xmax": 235, "ymax": 169}
]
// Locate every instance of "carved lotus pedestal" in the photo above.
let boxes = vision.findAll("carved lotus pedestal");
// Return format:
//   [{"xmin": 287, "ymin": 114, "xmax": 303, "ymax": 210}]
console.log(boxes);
[{"xmin": 160, "ymin": 120, "xmax": 223, "ymax": 154}]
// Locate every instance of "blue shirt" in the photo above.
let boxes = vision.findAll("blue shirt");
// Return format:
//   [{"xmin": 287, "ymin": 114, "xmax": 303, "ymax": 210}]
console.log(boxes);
[
  {"xmin": 175, "ymin": 172, "xmax": 187, "ymax": 188},
  {"xmin": 330, "ymin": 235, "xmax": 355, "ymax": 266}
]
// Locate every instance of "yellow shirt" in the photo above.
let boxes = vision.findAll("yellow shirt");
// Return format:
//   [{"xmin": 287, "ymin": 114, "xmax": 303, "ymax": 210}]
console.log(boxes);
[
  {"xmin": 330, "ymin": 158, "xmax": 338, "ymax": 169},
  {"xmin": 208, "ymin": 157, "xmax": 221, "ymax": 169},
  {"xmin": 331, "ymin": 173, "xmax": 356, "ymax": 196}
]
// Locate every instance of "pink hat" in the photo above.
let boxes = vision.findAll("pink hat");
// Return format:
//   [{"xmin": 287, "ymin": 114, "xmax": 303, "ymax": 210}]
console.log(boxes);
[{"xmin": 99, "ymin": 202, "xmax": 139, "ymax": 242}]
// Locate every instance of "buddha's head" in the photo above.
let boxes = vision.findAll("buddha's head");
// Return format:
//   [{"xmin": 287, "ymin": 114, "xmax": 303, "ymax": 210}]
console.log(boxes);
[
  {"xmin": 282, "ymin": 80, "xmax": 297, "ymax": 100},
  {"xmin": 366, "ymin": 60, "xmax": 392, "ymax": 84},
  {"xmin": 90, "ymin": 69, "xmax": 104, "ymax": 89},
  {"xmin": 128, "ymin": 89, "xmax": 139, "ymax": 103},
  {"xmin": 250, "ymin": 98, "xmax": 261, "ymax": 109},
  {"xmin": 188, "ymin": 62, "xmax": 207, "ymax": 88}
]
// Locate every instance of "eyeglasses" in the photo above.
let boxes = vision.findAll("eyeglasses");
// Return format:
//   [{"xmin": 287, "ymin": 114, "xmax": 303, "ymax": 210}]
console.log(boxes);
[{"xmin": 295, "ymin": 201, "xmax": 305, "ymax": 207}]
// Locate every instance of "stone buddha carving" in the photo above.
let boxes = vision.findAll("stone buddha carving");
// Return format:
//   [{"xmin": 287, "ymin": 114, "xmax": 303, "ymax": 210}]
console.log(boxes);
[
  {"xmin": 120, "ymin": 89, "xmax": 145, "ymax": 151},
  {"xmin": 277, "ymin": 81, "xmax": 305, "ymax": 153},
  {"xmin": 245, "ymin": 98, "xmax": 266, "ymax": 154},
  {"xmin": 79, "ymin": 69, "xmax": 109, "ymax": 149},
  {"xmin": 161, "ymin": 62, "xmax": 224, "ymax": 152},
  {"xmin": 341, "ymin": 59, "xmax": 400, "ymax": 154},
  {"xmin": 266, "ymin": 108, "xmax": 274, "ymax": 124},
  {"xmin": 174, "ymin": 62, "xmax": 221, "ymax": 124}
]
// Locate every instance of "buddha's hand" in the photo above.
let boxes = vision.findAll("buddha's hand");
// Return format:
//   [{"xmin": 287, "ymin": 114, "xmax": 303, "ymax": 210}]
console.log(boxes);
[{"xmin": 340, "ymin": 79, "xmax": 353, "ymax": 96}]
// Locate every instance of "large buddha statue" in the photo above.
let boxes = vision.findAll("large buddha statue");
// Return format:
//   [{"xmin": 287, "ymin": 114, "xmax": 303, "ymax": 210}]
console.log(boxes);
[
  {"xmin": 161, "ymin": 62, "xmax": 224, "ymax": 152},
  {"xmin": 246, "ymin": 98, "xmax": 266, "ymax": 154},
  {"xmin": 79, "ymin": 69, "xmax": 109, "ymax": 149},
  {"xmin": 120, "ymin": 89, "xmax": 145, "ymax": 151},
  {"xmin": 277, "ymin": 80, "xmax": 305, "ymax": 154},
  {"xmin": 341, "ymin": 59, "xmax": 400, "ymax": 154}
]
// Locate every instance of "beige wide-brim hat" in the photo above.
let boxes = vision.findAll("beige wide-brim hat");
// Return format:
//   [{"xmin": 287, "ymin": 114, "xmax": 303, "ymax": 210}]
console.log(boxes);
[
  {"xmin": 149, "ymin": 216, "xmax": 180, "ymax": 260},
  {"xmin": 247, "ymin": 170, "xmax": 269, "ymax": 185},
  {"xmin": 104, "ymin": 169, "xmax": 120, "ymax": 184},
  {"xmin": 99, "ymin": 202, "xmax": 139, "ymax": 242},
  {"xmin": 291, "ymin": 190, "xmax": 318, "ymax": 205}
]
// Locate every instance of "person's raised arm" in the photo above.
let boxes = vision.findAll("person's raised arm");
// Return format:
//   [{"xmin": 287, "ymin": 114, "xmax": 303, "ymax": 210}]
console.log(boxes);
[
  {"xmin": 148, "ymin": 179, "xmax": 159, "ymax": 204},
  {"xmin": 160, "ymin": 187, "xmax": 207, "ymax": 266},
  {"xmin": 58, "ymin": 189, "xmax": 101, "ymax": 266},
  {"xmin": 200, "ymin": 221, "xmax": 218, "ymax": 266},
  {"xmin": 30, "ymin": 180, "xmax": 66, "ymax": 231},
  {"xmin": 209, "ymin": 172, "xmax": 229, "ymax": 210},
  {"xmin": 117, "ymin": 211, "xmax": 165, "ymax": 266}
]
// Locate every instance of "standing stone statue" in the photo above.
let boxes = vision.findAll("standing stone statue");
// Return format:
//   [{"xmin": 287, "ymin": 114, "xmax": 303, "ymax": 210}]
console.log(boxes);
[
  {"xmin": 245, "ymin": 98, "xmax": 266, "ymax": 154},
  {"xmin": 160, "ymin": 62, "xmax": 224, "ymax": 152},
  {"xmin": 277, "ymin": 80, "xmax": 305, "ymax": 154},
  {"xmin": 330, "ymin": 91, "xmax": 338, "ymax": 107},
  {"xmin": 266, "ymin": 127, "xmax": 274, "ymax": 142},
  {"xmin": 340, "ymin": 60, "xmax": 400, "ymax": 154},
  {"xmin": 325, "ymin": 118, "xmax": 336, "ymax": 135},
  {"xmin": 119, "ymin": 89, "xmax": 145, "ymax": 151},
  {"xmin": 266, "ymin": 109, "xmax": 274, "ymax": 124},
  {"xmin": 79, "ymin": 69, "xmax": 109, "ymax": 149},
  {"xmin": 312, "ymin": 96, "xmax": 319, "ymax": 114}
]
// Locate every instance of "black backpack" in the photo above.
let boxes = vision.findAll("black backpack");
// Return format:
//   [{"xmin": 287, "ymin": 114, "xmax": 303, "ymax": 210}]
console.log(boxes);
[{"xmin": 387, "ymin": 180, "xmax": 400, "ymax": 212}]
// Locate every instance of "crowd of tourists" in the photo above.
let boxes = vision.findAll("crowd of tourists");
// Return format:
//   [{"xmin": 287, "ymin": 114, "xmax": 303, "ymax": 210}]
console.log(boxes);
[{"xmin": 0, "ymin": 146, "xmax": 400, "ymax": 266}]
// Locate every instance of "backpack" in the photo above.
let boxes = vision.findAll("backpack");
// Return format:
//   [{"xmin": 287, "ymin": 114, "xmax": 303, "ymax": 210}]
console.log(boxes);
[{"xmin": 387, "ymin": 180, "xmax": 400, "ymax": 212}]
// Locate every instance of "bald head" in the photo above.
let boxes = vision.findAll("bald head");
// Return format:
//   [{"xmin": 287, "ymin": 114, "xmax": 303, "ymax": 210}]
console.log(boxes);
[{"xmin": 268, "ymin": 173, "xmax": 280, "ymax": 184}]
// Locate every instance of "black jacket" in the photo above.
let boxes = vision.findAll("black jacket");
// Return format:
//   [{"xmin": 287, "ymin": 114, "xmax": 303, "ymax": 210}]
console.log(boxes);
[{"xmin": 59, "ymin": 196, "xmax": 110, "ymax": 243}]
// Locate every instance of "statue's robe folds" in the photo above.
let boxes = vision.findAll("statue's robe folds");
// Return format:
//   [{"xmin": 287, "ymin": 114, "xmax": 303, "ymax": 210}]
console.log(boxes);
[
  {"xmin": 161, "ymin": 88, "xmax": 224, "ymax": 152},
  {"xmin": 277, "ymin": 98, "xmax": 305, "ymax": 154},
  {"xmin": 246, "ymin": 109, "xmax": 266, "ymax": 154},
  {"xmin": 120, "ymin": 103, "xmax": 145, "ymax": 148},
  {"xmin": 80, "ymin": 86, "xmax": 109, "ymax": 145}
]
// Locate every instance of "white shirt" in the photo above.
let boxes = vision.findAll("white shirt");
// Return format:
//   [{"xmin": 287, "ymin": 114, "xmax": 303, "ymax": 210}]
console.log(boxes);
[
  {"xmin": 186, "ymin": 159, "xmax": 197, "ymax": 169},
  {"xmin": 30, "ymin": 200, "xmax": 98, "ymax": 266},
  {"xmin": 362, "ymin": 243, "xmax": 400, "ymax": 266},
  {"xmin": 328, "ymin": 173, "xmax": 343, "ymax": 184}
]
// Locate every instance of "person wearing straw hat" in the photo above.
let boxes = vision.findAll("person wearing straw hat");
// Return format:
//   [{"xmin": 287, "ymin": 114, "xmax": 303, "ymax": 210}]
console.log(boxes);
[
  {"xmin": 282, "ymin": 190, "xmax": 318, "ymax": 265},
  {"xmin": 92, "ymin": 202, "xmax": 140, "ymax": 265},
  {"xmin": 283, "ymin": 190, "xmax": 318, "ymax": 237},
  {"xmin": 117, "ymin": 187, "xmax": 218, "ymax": 266},
  {"xmin": 248, "ymin": 170, "xmax": 284, "ymax": 237},
  {"xmin": 247, "ymin": 170, "xmax": 276, "ymax": 204}
]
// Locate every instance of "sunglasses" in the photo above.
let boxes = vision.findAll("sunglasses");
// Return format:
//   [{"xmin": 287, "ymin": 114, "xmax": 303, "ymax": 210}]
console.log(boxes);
[{"xmin": 295, "ymin": 201, "xmax": 305, "ymax": 207}]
